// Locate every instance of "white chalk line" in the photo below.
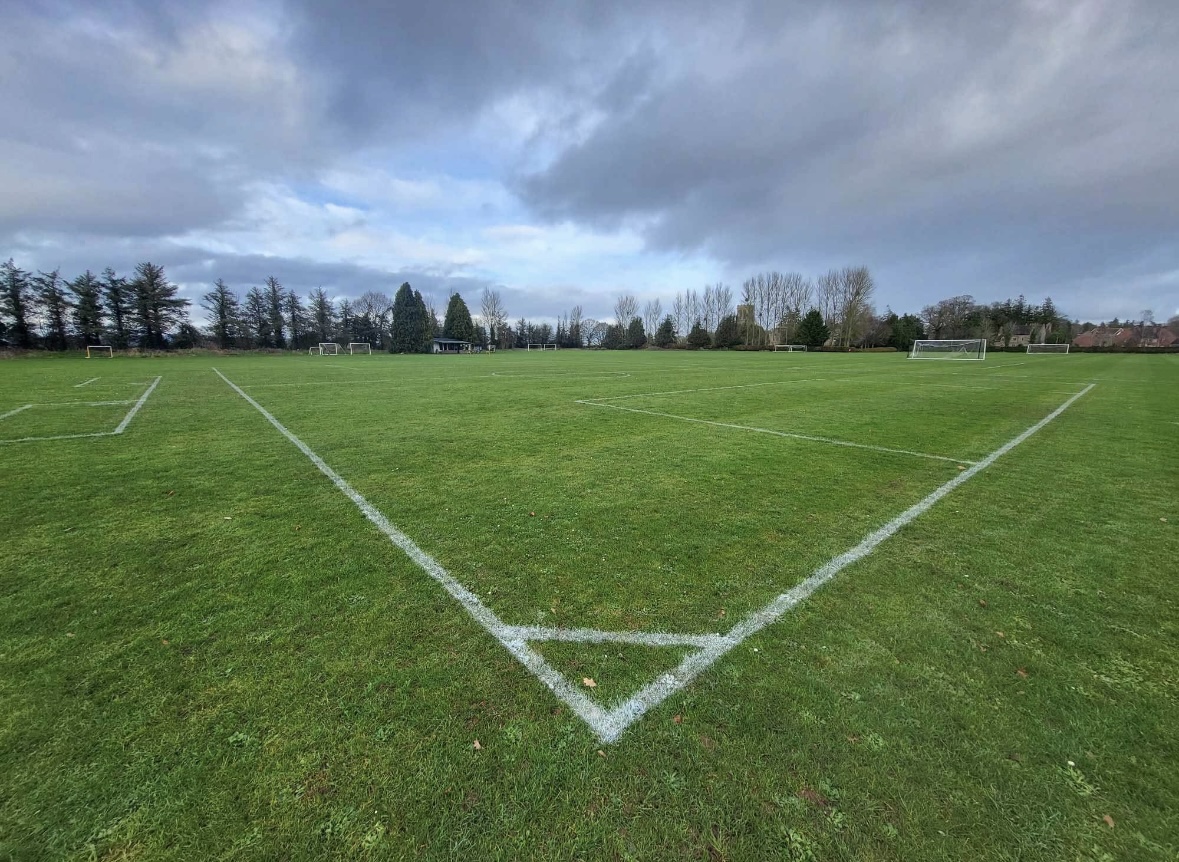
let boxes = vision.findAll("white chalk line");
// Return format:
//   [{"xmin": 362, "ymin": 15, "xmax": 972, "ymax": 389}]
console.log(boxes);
[
  {"xmin": 0, "ymin": 405, "xmax": 34, "ymax": 421},
  {"xmin": 74, "ymin": 377, "xmax": 100, "ymax": 388},
  {"xmin": 0, "ymin": 377, "xmax": 161, "ymax": 444},
  {"xmin": 589, "ymin": 382, "xmax": 1097, "ymax": 741},
  {"xmin": 37, "ymin": 400, "xmax": 137, "ymax": 408},
  {"xmin": 213, "ymin": 368, "xmax": 649, "ymax": 739},
  {"xmin": 213, "ymin": 367, "xmax": 1094, "ymax": 742},
  {"xmin": 576, "ymin": 400, "xmax": 976, "ymax": 465}
]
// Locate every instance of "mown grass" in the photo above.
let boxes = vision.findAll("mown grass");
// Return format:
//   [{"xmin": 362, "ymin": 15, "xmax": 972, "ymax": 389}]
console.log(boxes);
[{"xmin": 1, "ymin": 349, "xmax": 1175, "ymax": 860}]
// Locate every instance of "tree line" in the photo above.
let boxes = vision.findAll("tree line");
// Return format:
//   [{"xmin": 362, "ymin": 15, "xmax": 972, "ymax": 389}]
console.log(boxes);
[{"xmin": 5, "ymin": 255, "xmax": 1168, "ymax": 354}]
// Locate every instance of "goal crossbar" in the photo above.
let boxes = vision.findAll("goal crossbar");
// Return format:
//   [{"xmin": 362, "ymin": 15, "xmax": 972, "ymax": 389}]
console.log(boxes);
[{"xmin": 909, "ymin": 339, "xmax": 987, "ymax": 360}]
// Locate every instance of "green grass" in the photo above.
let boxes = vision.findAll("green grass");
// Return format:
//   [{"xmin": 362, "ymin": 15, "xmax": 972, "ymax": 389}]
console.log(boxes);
[{"xmin": 1, "ymin": 349, "xmax": 1176, "ymax": 860}]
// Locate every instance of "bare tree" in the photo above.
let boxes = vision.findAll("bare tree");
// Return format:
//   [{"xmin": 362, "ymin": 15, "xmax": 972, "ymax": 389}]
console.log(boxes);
[
  {"xmin": 835, "ymin": 266, "xmax": 875, "ymax": 348},
  {"xmin": 642, "ymin": 298, "xmax": 663, "ymax": 341},
  {"xmin": 614, "ymin": 293, "xmax": 638, "ymax": 329},
  {"xmin": 583, "ymin": 318, "xmax": 608, "ymax": 347},
  {"xmin": 568, "ymin": 304, "xmax": 584, "ymax": 347},
  {"xmin": 671, "ymin": 292, "xmax": 688, "ymax": 339},
  {"xmin": 816, "ymin": 269, "xmax": 841, "ymax": 329},
  {"xmin": 480, "ymin": 288, "xmax": 509, "ymax": 347}
]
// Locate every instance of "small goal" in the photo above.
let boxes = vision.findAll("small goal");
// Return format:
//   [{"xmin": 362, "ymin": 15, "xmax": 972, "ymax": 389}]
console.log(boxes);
[
  {"xmin": 772, "ymin": 344, "xmax": 807, "ymax": 352},
  {"xmin": 1027, "ymin": 343, "xmax": 1069, "ymax": 354},
  {"xmin": 526, "ymin": 343, "xmax": 558, "ymax": 351},
  {"xmin": 909, "ymin": 339, "xmax": 987, "ymax": 360},
  {"xmin": 348, "ymin": 342, "xmax": 371, "ymax": 355},
  {"xmin": 308, "ymin": 346, "xmax": 322, "ymax": 355},
  {"xmin": 318, "ymin": 342, "xmax": 340, "ymax": 356},
  {"xmin": 85, "ymin": 345, "xmax": 113, "ymax": 358}
]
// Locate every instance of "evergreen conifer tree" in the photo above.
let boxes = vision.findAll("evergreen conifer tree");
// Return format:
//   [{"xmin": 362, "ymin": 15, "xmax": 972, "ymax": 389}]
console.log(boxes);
[
  {"xmin": 1, "ymin": 259, "xmax": 36, "ymax": 349},
  {"xmin": 653, "ymin": 315, "xmax": 676, "ymax": 347},
  {"xmin": 687, "ymin": 321, "xmax": 711, "ymax": 349},
  {"xmin": 713, "ymin": 314, "xmax": 741, "ymax": 348},
  {"xmin": 442, "ymin": 293, "xmax": 475, "ymax": 342},
  {"xmin": 69, "ymin": 271, "xmax": 106, "ymax": 346},
  {"xmin": 796, "ymin": 308, "xmax": 830, "ymax": 349},
  {"xmin": 390, "ymin": 283, "xmax": 420, "ymax": 353}
]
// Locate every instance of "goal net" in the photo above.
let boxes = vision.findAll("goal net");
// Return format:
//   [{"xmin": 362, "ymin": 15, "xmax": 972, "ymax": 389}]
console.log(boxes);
[
  {"xmin": 348, "ymin": 342, "xmax": 371, "ymax": 355},
  {"xmin": 527, "ymin": 343, "xmax": 558, "ymax": 351},
  {"xmin": 772, "ymin": 344, "xmax": 807, "ymax": 352},
  {"xmin": 85, "ymin": 345, "xmax": 113, "ymax": 358},
  {"xmin": 909, "ymin": 339, "xmax": 987, "ymax": 360},
  {"xmin": 308, "ymin": 346, "xmax": 322, "ymax": 355},
  {"xmin": 318, "ymin": 342, "xmax": 340, "ymax": 356},
  {"xmin": 1027, "ymin": 343, "xmax": 1069, "ymax": 354}
]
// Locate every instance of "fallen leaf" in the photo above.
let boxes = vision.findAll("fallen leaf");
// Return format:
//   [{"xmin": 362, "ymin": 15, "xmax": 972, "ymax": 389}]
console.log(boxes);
[
  {"xmin": 979, "ymin": 644, "xmax": 988, "ymax": 652},
  {"xmin": 717, "ymin": 608, "xmax": 726, "ymax": 618},
  {"xmin": 224, "ymin": 516, "xmax": 232, "ymax": 521},
  {"xmin": 596, "ymin": 749, "xmax": 606, "ymax": 758},
  {"xmin": 1006, "ymin": 752, "xmax": 1023, "ymax": 763},
  {"xmin": 294, "ymin": 525, "xmax": 300, "ymax": 531},
  {"xmin": 957, "ymin": 465, "xmax": 966, "ymax": 470},
  {"xmin": 978, "ymin": 599, "xmax": 988, "ymax": 608},
  {"xmin": 1161, "ymin": 517, "xmax": 1168, "ymax": 523},
  {"xmin": 581, "ymin": 677, "xmax": 597, "ymax": 688},
  {"xmin": 846, "ymin": 734, "xmax": 860, "ymax": 744},
  {"xmin": 472, "ymin": 739, "xmax": 482, "ymax": 750},
  {"xmin": 161, "ymin": 639, "xmax": 169, "ymax": 645},
  {"xmin": 699, "ymin": 734, "xmax": 717, "ymax": 751},
  {"xmin": 673, "ymin": 714, "xmax": 683, "ymax": 725},
  {"xmin": 995, "ymin": 631, "xmax": 1005, "ymax": 638},
  {"xmin": 1016, "ymin": 668, "xmax": 1029, "ymax": 678},
  {"xmin": 529, "ymin": 512, "xmax": 535, "ymax": 517},
  {"xmin": 166, "ymin": 490, "xmax": 175, "ymax": 496},
  {"xmin": 66, "ymin": 632, "xmax": 75, "ymax": 638},
  {"xmin": 1102, "ymin": 814, "xmax": 1115, "ymax": 829},
  {"xmin": 797, "ymin": 788, "xmax": 833, "ymax": 809}
]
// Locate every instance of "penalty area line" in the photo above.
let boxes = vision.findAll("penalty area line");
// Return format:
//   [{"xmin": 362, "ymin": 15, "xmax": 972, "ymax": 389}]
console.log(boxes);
[
  {"xmin": 590, "ymin": 382, "xmax": 1096, "ymax": 742},
  {"xmin": 75, "ymin": 377, "xmax": 100, "ymax": 387},
  {"xmin": 576, "ymin": 400, "xmax": 976, "ymax": 465},
  {"xmin": 0, "ymin": 405, "xmax": 34, "ymax": 421}
]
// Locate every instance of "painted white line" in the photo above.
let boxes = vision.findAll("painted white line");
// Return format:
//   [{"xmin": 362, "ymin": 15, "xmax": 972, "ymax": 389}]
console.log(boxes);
[
  {"xmin": 113, "ymin": 376, "xmax": 162, "ymax": 433},
  {"xmin": 39, "ymin": 400, "xmax": 137, "ymax": 408},
  {"xmin": 585, "ymin": 378, "xmax": 823, "ymax": 402},
  {"xmin": 502, "ymin": 625, "xmax": 727, "ymax": 649},
  {"xmin": 212, "ymin": 368, "xmax": 616, "ymax": 738},
  {"xmin": 0, "ymin": 405, "xmax": 34, "ymax": 421},
  {"xmin": 576, "ymin": 400, "xmax": 976, "ymax": 465},
  {"xmin": 214, "ymin": 367, "xmax": 1094, "ymax": 743},
  {"xmin": 75, "ymin": 377, "xmax": 100, "ymax": 388},
  {"xmin": 0, "ymin": 377, "xmax": 161, "ymax": 444},
  {"xmin": 590, "ymin": 383, "xmax": 1096, "ymax": 741}
]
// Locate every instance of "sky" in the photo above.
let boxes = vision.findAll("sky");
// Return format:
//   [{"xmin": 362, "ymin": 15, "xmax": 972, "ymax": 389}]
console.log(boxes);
[{"xmin": 2, "ymin": 0, "xmax": 1177, "ymax": 325}]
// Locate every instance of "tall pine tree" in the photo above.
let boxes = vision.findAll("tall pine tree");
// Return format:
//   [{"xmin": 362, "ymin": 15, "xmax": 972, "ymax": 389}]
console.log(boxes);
[
  {"xmin": 414, "ymin": 290, "xmax": 434, "ymax": 352},
  {"xmin": 442, "ymin": 292, "xmax": 475, "ymax": 342},
  {"xmin": 201, "ymin": 279, "xmax": 241, "ymax": 348},
  {"xmin": 36, "ymin": 269, "xmax": 72, "ymax": 351},
  {"xmin": 390, "ymin": 282, "xmax": 421, "ymax": 353},
  {"xmin": 129, "ymin": 262, "xmax": 189, "ymax": 348},
  {"xmin": 243, "ymin": 287, "xmax": 272, "ymax": 347},
  {"xmin": 101, "ymin": 268, "xmax": 133, "ymax": 349},
  {"xmin": 69, "ymin": 270, "xmax": 106, "ymax": 346},
  {"xmin": 796, "ymin": 308, "xmax": 830, "ymax": 350},
  {"xmin": 265, "ymin": 276, "xmax": 286, "ymax": 349},
  {"xmin": 1, "ymin": 259, "xmax": 36, "ymax": 348}
]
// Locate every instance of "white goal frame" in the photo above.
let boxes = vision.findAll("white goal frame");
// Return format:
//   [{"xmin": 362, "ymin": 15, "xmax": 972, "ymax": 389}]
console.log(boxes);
[
  {"xmin": 909, "ymin": 339, "xmax": 987, "ymax": 360},
  {"xmin": 318, "ymin": 342, "xmax": 340, "ymax": 356},
  {"xmin": 772, "ymin": 344, "xmax": 807, "ymax": 352},
  {"xmin": 527, "ymin": 343, "xmax": 558, "ymax": 351},
  {"xmin": 348, "ymin": 342, "xmax": 372, "ymax": 355},
  {"xmin": 1027, "ymin": 343, "xmax": 1069, "ymax": 354},
  {"xmin": 85, "ymin": 345, "xmax": 113, "ymax": 358}
]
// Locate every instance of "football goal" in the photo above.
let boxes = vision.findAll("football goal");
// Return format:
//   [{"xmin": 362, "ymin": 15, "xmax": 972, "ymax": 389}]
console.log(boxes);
[
  {"xmin": 318, "ymin": 342, "xmax": 340, "ymax": 356},
  {"xmin": 308, "ymin": 346, "xmax": 322, "ymax": 355},
  {"xmin": 1027, "ymin": 343, "xmax": 1069, "ymax": 354},
  {"xmin": 85, "ymin": 345, "xmax": 113, "ymax": 358},
  {"xmin": 773, "ymin": 344, "xmax": 807, "ymax": 352},
  {"xmin": 909, "ymin": 339, "xmax": 987, "ymax": 360},
  {"xmin": 527, "ymin": 343, "xmax": 558, "ymax": 351},
  {"xmin": 348, "ymin": 342, "xmax": 371, "ymax": 355}
]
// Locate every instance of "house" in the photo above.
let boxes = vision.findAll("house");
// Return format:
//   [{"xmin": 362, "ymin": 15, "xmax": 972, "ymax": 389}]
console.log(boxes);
[
  {"xmin": 1071, "ymin": 324, "xmax": 1177, "ymax": 348},
  {"xmin": 432, "ymin": 337, "xmax": 471, "ymax": 354}
]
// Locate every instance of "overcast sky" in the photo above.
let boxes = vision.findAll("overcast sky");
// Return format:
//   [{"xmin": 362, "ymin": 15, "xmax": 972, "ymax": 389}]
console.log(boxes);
[{"xmin": 3, "ymin": 0, "xmax": 1177, "ymax": 323}]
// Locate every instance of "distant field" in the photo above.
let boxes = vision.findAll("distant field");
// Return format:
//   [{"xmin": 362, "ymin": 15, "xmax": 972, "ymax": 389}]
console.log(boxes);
[{"xmin": 1, "ymin": 349, "xmax": 1176, "ymax": 860}]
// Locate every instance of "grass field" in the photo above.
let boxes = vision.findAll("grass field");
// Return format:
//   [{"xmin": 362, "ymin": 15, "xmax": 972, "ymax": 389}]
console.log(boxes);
[{"xmin": 1, "ymin": 349, "xmax": 1176, "ymax": 860}]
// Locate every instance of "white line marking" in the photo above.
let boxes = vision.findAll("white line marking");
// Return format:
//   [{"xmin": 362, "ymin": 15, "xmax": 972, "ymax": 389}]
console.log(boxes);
[
  {"xmin": 75, "ymin": 377, "xmax": 100, "ymax": 388},
  {"xmin": 0, "ymin": 377, "xmax": 161, "ymax": 444},
  {"xmin": 586, "ymin": 379, "xmax": 822, "ymax": 402},
  {"xmin": 502, "ymin": 625, "xmax": 727, "ymax": 649},
  {"xmin": 38, "ymin": 400, "xmax": 137, "ymax": 408},
  {"xmin": 113, "ymin": 377, "xmax": 161, "ymax": 433},
  {"xmin": 0, "ymin": 405, "xmax": 34, "ymax": 421},
  {"xmin": 212, "ymin": 368, "xmax": 618, "ymax": 737},
  {"xmin": 214, "ymin": 367, "xmax": 1094, "ymax": 742},
  {"xmin": 591, "ymin": 383, "xmax": 1096, "ymax": 741},
  {"xmin": 576, "ymin": 400, "xmax": 976, "ymax": 465}
]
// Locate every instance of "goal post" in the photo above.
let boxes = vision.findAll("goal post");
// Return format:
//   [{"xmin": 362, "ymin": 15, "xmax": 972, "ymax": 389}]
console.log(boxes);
[
  {"xmin": 308, "ymin": 346, "xmax": 322, "ymax": 355},
  {"xmin": 318, "ymin": 342, "xmax": 340, "ymax": 356},
  {"xmin": 85, "ymin": 345, "xmax": 113, "ymax": 358},
  {"xmin": 909, "ymin": 339, "xmax": 987, "ymax": 360},
  {"xmin": 772, "ymin": 344, "xmax": 807, "ymax": 352},
  {"xmin": 526, "ymin": 343, "xmax": 558, "ymax": 351},
  {"xmin": 348, "ymin": 342, "xmax": 371, "ymax": 355},
  {"xmin": 1027, "ymin": 343, "xmax": 1069, "ymax": 354}
]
